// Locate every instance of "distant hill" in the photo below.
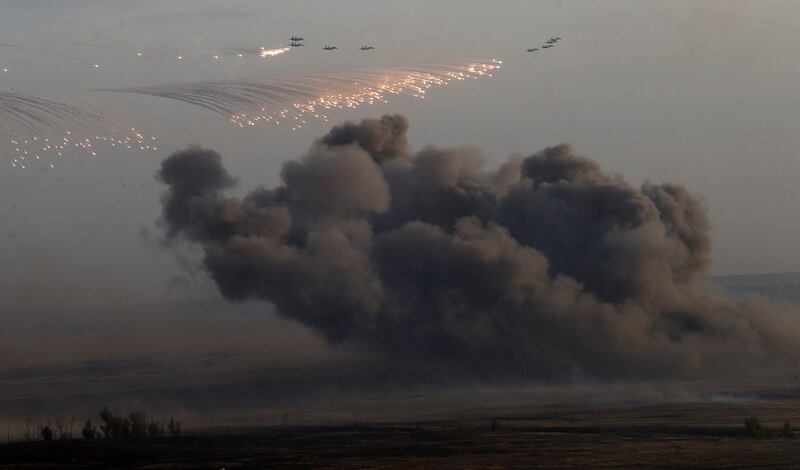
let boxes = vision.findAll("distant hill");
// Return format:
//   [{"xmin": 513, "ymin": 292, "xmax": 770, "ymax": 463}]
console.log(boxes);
[{"xmin": 712, "ymin": 272, "xmax": 800, "ymax": 303}]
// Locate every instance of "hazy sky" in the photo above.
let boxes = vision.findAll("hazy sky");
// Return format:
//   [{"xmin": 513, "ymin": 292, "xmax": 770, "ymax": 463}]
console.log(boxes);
[{"xmin": 1, "ymin": 0, "xmax": 799, "ymax": 311}]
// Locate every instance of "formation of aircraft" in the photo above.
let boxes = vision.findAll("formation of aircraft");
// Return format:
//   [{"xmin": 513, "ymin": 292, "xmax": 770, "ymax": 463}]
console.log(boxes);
[
  {"xmin": 287, "ymin": 33, "xmax": 564, "ymax": 56},
  {"xmin": 528, "ymin": 36, "xmax": 561, "ymax": 52},
  {"xmin": 285, "ymin": 35, "xmax": 375, "ymax": 51},
  {"xmin": 289, "ymin": 35, "xmax": 375, "ymax": 51}
]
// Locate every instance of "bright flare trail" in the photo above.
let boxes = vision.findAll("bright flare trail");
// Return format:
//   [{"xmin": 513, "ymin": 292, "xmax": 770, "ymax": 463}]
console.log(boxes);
[
  {"xmin": 258, "ymin": 46, "xmax": 291, "ymax": 58},
  {"xmin": 98, "ymin": 59, "xmax": 501, "ymax": 131},
  {"xmin": 225, "ymin": 46, "xmax": 291, "ymax": 58},
  {"xmin": 0, "ymin": 91, "xmax": 155, "ymax": 169}
]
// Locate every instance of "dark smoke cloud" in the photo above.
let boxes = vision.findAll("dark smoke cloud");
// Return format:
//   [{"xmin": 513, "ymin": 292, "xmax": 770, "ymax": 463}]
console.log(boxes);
[{"xmin": 157, "ymin": 115, "xmax": 800, "ymax": 380}]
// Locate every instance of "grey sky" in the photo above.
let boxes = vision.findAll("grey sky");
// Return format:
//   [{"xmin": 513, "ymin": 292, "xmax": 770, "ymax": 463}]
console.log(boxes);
[{"xmin": 1, "ymin": 0, "xmax": 799, "ymax": 311}]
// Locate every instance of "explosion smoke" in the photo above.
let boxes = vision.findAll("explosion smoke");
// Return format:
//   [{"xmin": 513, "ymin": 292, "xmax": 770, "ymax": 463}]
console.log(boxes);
[{"xmin": 157, "ymin": 114, "xmax": 800, "ymax": 380}]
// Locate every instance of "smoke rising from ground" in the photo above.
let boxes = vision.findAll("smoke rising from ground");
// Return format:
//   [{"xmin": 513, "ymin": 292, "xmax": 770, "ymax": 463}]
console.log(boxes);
[{"xmin": 157, "ymin": 115, "xmax": 800, "ymax": 381}]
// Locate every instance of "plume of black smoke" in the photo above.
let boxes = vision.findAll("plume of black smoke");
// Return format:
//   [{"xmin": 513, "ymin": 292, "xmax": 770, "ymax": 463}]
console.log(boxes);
[{"xmin": 157, "ymin": 115, "xmax": 800, "ymax": 380}]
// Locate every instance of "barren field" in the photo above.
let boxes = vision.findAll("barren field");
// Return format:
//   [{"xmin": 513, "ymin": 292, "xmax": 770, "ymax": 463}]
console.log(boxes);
[{"xmin": 4, "ymin": 392, "xmax": 800, "ymax": 469}]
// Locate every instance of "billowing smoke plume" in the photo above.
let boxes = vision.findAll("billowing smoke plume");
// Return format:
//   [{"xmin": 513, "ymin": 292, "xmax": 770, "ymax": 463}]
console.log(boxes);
[{"xmin": 157, "ymin": 115, "xmax": 800, "ymax": 380}]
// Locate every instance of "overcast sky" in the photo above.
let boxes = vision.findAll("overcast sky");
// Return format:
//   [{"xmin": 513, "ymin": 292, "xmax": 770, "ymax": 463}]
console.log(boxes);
[{"xmin": 1, "ymin": 0, "xmax": 799, "ymax": 311}]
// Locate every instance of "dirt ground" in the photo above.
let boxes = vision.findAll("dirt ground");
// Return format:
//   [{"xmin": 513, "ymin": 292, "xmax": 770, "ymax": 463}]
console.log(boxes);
[{"xmin": 4, "ymin": 395, "xmax": 800, "ymax": 468}]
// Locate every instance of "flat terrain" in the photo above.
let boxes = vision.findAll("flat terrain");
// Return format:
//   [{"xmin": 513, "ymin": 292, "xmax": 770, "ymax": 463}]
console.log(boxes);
[{"xmin": 5, "ymin": 395, "xmax": 800, "ymax": 468}]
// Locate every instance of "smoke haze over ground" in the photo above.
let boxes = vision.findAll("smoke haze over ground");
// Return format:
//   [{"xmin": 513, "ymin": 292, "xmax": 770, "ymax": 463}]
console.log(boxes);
[{"xmin": 157, "ymin": 115, "xmax": 800, "ymax": 381}]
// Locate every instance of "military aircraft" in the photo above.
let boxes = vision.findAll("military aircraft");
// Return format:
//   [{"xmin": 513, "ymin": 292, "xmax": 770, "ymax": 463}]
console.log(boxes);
[
  {"xmin": 290, "ymin": 41, "xmax": 304, "ymax": 47},
  {"xmin": 360, "ymin": 45, "xmax": 375, "ymax": 50},
  {"xmin": 527, "ymin": 48, "xmax": 539, "ymax": 52},
  {"xmin": 289, "ymin": 36, "xmax": 305, "ymax": 41},
  {"xmin": 323, "ymin": 45, "xmax": 338, "ymax": 50}
]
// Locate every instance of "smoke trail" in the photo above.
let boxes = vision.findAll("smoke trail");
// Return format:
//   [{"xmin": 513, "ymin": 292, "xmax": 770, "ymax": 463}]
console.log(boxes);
[
  {"xmin": 98, "ymin": 60, "xmax": 501, "ymax": 131},
  {"xmin": 0, "ymin": 42, "xmax": 99, "ymax": 69},
  {"xmin": 0, "ymin": 91, "xmax": 154, "ymax": 168},
  {"xmin": 74, "ymin": 40, "xmax": 290, "ymax": 61},
  {"xmin": 156, "ymin": 114, "xmax": 800, "ymax": 381},
  {"xmin": 72, "ymin": 41, "xmax": 144, "ymax": 56}
]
